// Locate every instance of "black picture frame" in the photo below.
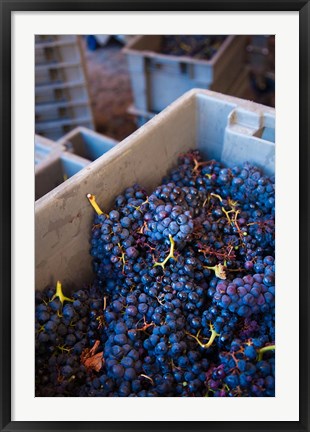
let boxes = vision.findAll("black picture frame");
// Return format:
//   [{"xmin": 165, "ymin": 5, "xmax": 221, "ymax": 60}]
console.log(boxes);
[{"xmin": 1, "ymin": 1, "xmax": 309, "ymax": 431}]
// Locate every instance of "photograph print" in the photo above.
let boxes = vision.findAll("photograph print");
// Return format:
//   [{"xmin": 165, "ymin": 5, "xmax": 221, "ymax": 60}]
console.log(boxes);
[{"xmin": 35, "ymin": 34, "xmax": 275, "ymax": 398}]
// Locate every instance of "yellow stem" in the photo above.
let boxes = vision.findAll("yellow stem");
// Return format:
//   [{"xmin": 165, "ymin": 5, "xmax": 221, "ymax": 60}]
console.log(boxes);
[
  {"xmin": 228, "ymin": 198, "xmax": 239, "ymax": 209},
  {"xmin": 140, "ymin": 374, "xmax": 154, "ymax": 385},
  {"xmin": 186, "ymin": 323, "xmax": 219, "ymax": 349},
  {"xmin": 118, "ymin": 243, "xmax": 126, "ymax": 265},
  {"xmin": 257, "ymin": 344, "xmax": 275, "ymax": 361},
  {"xmin": 210, "ymin": 193, "xmax": 223, "ymax": 202},
  {"xmin": 56, "ymin": 344, "xmax": 72, "ymax": 354},
  {"xmin": 202, "ymin": 196, "xmax": 210, "ymax": 207},
  {"xmin": 38, "ymin": 325, "xmax": 45, "ymax": 333},
  {"xmin": 222, "ymin": 207, "xmax": 232, "ymax": 225},
  {"xmin": 153, "ymin": 235, "xmax": 176, "ymax": 269},
  {"xmin": 51, "ymin": 281, "xmax": 74, "ymax": 306},
  {"xmin": 87, "ymin": 193, "xmax": 103, "ymax": 215}
]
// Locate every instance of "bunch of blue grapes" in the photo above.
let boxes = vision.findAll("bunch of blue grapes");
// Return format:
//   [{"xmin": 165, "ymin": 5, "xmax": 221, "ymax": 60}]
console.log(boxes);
[
  {"xmin": 144, "ymin": 198, "xmax": 195, "ymax": 244},
  {"xmin": 35, "ymin": 150, "xmax": 275, "ymax": 397},
  {"xmin": 205, "ymin": 338, "xmax": 275, "ymax": 397},
  {"xmin": 35, "ymin": 282, "xmax": 105, "ymax": 396},
  {"xmin": 210, "ymin": 269, "xmax": 275, "ymax": 318}
]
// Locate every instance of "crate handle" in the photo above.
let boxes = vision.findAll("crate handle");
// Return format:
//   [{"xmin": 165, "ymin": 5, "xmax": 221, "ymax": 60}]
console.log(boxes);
[{"xmin": 179, "ymin": 62, "xmax": 194, "ymax": 79}]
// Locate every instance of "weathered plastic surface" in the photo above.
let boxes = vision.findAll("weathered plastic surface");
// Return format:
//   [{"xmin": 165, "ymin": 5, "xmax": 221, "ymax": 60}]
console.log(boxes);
[
  {"xmin": 123, "ymin": 35, "xmax": 247, "ymax": 113},
  {"xmin": 35, "ymin": 89, "xmax": 275, "ymax": 291},
  {"xmin": 57, "ymin": 126, "xmax": 118, "ymax": 161},
  {"xmin": 35, "ymin": 152, "xmax": 90, "ymax": 201}
]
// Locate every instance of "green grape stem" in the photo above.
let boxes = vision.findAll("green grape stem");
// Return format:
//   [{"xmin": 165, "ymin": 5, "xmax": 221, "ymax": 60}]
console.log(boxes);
[
  {"xmin": 257, "ymin": 344, "xmax": 275, "ymax": 361},
  {"xmin": 51, "ymin": 281, "xmax": 74, "ymax": 306},
  {"xmin": 153, "ymin": 235, "xmax": 176, "ymax": 269},
  {"xmin": 186, "ymin": 323, "xmax": 219, "ymax": 349}
]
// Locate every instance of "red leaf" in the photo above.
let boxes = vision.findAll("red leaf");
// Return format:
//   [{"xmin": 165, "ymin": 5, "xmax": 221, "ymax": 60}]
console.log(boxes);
[
  {"xmin": 84, "ymin": 352, "xmax": 104, "ymax": 372},
  {"xmin": 81, "ymin": 340, "xmax": 104, "ymax": 372}
]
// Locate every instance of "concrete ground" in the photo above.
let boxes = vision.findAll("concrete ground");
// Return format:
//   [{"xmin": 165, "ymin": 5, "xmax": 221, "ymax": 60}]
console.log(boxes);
[{"xmin": 81, "ymin": 37, "xmax": 137, "ymax": 142}]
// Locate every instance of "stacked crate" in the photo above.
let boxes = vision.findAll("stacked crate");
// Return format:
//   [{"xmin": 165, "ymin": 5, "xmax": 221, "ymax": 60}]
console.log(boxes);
[{"xmin": 35, "ymin": 35, "xmax": 94, "ymax": 140}]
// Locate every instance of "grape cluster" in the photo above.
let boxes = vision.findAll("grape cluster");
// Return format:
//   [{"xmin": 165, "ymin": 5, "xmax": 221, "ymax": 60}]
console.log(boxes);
[
  {"xmin": 211, "ymin": 265, "xmax": 275, "ymax": 318},
  {"xmin": 144, "ymin": 199, "xmax": 194, "ymax": 245},
  {"xmin": 35, "ymin": 282, "xmax": 105, "ymax": 396},
  {"xmin": 206, "ymin": 338, "xmax": 275, "ymax": 397},
  {"xmin": 35, "ymin": 150, "xmax": 275, "ymax": 397}
]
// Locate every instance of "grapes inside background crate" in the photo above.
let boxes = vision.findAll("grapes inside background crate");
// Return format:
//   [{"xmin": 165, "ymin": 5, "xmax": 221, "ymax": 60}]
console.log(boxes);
[{"xmin": 123, "ymin": 35, "xmax": 248, "ymax": 114}]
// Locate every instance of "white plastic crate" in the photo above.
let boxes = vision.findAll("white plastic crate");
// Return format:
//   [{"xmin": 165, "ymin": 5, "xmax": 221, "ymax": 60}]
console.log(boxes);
[
  {"xmin": 35, "ymin": 80, "xmax": 88, "ymax": 105},
  {"xmin": 35, "ymin": 61, "xmax": 84, "ymax": 86},
  {"xmin": 35, "ymin": 89, "xmax": 275, "ymax": 291},
  {"xmin": 123, "ymin": 35, "xmax": 247, "ymax": 113},
  {"xmin": 35, "ymin": 99, "xmax": 92, "ymax": 123},
  {"xmin": 35, "ymin": 152, "xmax": 90, "ymax": 201},
  {"xmin": 128, "ymin": 67, "xmax": 250, "ymax": 128},
  {"xmin": 35, "ymin": 36, "xmax": 81, "ymax": 65}
]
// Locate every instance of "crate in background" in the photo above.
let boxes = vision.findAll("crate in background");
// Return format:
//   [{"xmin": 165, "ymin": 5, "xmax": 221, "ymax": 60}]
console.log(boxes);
[
  {"xmin": 35, "ymin": 128, "xmax": 119, "ymax": 200},
  {"xmin": 35, "ymin": 36, "xmax": 82, "ymax": 65},
  {"xmin": 58, "ymin": 126, "xmax": 118, "ymax": 161},
  {"xmin": 123, "ymin": 35, "xmax": 247, "ymax": 114},
  {"xmin": 35, "ymin": 99, "xmax": 92, "ymax": 123},
  {"xmin": 35, "ymin": 61, "xmax": 86, "ymax": 86},
  {"xmin": 35, "ymin": 116, "xmax": 94, "ymax": 138},
  {"xmin": 128, "ymin": 67, "xmax": 250, "ymax": 128}
]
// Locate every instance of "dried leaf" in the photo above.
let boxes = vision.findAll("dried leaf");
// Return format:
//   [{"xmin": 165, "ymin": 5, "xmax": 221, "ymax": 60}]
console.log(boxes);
[
  {"xmin": 84, "ymin": 352, "xmax": 104, "ymax": 372},
  {"xmin": 81, "ymin": 340, "xmax": 104, "ymax": 372},
  {"xmin": 89, "ymin": 340, "xmax": 100, "ymax": 356},
  {"xmin": 214, "ymin": 264, "xmax": 227, "ymax": 280}
]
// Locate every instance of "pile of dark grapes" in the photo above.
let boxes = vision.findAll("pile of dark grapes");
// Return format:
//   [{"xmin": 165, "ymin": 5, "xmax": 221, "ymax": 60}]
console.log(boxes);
[
  {"xmin": 160, "ymin": 35, "xmax": 227, "ymax": 60},
  {"xmin": 35, "ymin": 150, "xmax": 275, "ymax": 397}
]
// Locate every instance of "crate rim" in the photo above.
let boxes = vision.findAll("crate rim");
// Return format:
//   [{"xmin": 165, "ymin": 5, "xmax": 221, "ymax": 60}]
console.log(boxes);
[{"xmin": 56, "ymin": 125, "xmax": 119, "ymax": 146}]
